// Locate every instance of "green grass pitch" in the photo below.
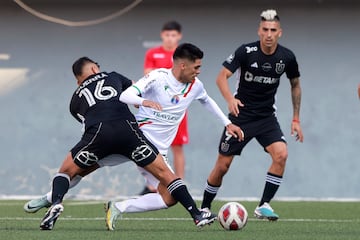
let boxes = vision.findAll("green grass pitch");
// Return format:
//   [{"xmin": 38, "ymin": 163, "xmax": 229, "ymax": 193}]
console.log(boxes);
[{"xmin": 1, "ymin": 200, "xmax": 359, "ymax": 240}]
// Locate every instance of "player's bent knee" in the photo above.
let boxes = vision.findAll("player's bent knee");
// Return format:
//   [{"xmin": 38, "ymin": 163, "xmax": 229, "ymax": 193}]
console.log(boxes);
[
  {"xmin": 272, "ymin": 150, "xmax": 288, "ymax": 168},
  {"xmin": 216, "ymin": 163, "xmax": 230, "ymax": 176}
]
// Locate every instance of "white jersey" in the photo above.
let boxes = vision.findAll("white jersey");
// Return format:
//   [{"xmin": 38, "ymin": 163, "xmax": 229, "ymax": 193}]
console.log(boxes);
[{"xmin": 120, "ymin": 68, "xmax": 231, "ymax": 155}]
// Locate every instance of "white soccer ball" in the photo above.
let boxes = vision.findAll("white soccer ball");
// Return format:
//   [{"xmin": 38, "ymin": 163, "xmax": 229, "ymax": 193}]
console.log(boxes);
[{"xmin": 218, "ymin": 202, "xmax": 248, "ymax": 230}]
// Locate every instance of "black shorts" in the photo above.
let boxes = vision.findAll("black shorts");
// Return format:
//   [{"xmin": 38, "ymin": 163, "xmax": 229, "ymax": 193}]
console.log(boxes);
[
  {"xmin": 71, "ymin": 120, "xmax": 159, "ymax": 169},
  {"xmin": 218, "ymin": 115, "xmax": 286, "ymax": 156}
]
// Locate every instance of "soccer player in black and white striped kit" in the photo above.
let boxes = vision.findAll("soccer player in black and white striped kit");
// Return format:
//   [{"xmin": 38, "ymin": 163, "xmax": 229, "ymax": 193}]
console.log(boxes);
[{"xmin": 201, "ymin": 9, "xmax": 304, "ymax": 220}]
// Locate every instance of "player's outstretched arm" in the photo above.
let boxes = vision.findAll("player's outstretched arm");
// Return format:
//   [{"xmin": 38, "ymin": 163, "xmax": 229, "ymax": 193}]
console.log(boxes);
[
  {"xmin": 290, "ymin": 77, "xmax": 304, "ymax": 142},
  {"xmin": 216, "ymin": 67, "xmax": 244, "ymax": 117},
  {"xmin": 199, "ymin": 96, "xmax": 244, "ymax": 141},
  {"xmin": 120, "ymin": 86, "xmax": 162, "ymax": 111}
]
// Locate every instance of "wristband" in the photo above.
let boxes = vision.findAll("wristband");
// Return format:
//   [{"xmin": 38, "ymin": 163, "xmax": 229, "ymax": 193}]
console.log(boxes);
[{"xmin": 292, "ymin": 119, "xmax": 300, "ymax": 123}]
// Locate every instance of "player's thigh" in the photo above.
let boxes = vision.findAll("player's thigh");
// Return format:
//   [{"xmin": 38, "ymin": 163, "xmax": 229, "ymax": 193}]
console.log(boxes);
[
  {"xmin": 71, "ymin": 123, "xmax": 111, "ymax": 169},
  {"xmin": 255, "ymin": 116, "xmax": 288, "ymax": 160},
  {"xmin": 58, "ymin": 152, "xmax": 86, "ymax": 178},
  {"xmin": 116, "ymin": 120, "xmax": 160, "ymax": 167}
]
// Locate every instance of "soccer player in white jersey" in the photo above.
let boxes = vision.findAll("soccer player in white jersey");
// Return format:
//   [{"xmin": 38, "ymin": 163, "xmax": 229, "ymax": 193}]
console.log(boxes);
[
  {"xmin": 106, "ymin": 43, "xmax": 244, "ymax": 230},
  {"xmin": 24, "ymin": 43, "xmax": 244, "ymax": 230}
]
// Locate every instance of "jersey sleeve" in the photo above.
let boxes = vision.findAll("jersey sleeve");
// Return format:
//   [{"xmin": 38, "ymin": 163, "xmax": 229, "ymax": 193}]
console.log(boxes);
[
  {"xmin": 110, "ymin": 72, "xmax": 132, "ymax": 90},
  {"xmin": 222, "ymin": 45, "xmax": 246, "ymax": 73},
  {"xmin": 132, "ymin": 71, "xmax": 158, "ymax": 94},
  {"xmin": 193, "ymin": 79, "xmax": 209, "ymax": 102},
  {"xmin": 119, "ymin": 71, "xmax": 158, "ymax": 105},
  {"xmin": 285, "ymin": 50, "xmax": 300, "ymax": 79},
  {"xmin": 120, "ymin": 74, "xmax": 133, "ymax": 90},
  {"xmin": 69, "ymin": 93, "xmax": 83, "ymax": 123},
  {"xmin": 144, "ymin": 49, "xmax": 155, "ymax": 69},
  {"xmin": 195, "ymin": 80, "xmax": 231, "ymax": 126}
]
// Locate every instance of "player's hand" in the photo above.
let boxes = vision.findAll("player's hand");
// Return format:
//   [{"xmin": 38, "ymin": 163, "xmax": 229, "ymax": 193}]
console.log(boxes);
[
  {"xmin": 226, "ymin": 123, "xmax": 245, "ymax": 141},
  {"xmin": 142, "ymin": 100, "xmax": 162, "ymax": 111},
  {"xmin": 291, "ymin": 121, "xmax": 304, "ymax": 142},
  {"xmin": 228, "ymin": 97, "xmax": 244, "ymax": 117}
]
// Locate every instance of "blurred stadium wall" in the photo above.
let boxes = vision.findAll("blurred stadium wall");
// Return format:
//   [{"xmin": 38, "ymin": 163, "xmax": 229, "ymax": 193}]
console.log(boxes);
[{"xmin": 0, "ymin": 0, "xmax": 359, "ymax": 199}]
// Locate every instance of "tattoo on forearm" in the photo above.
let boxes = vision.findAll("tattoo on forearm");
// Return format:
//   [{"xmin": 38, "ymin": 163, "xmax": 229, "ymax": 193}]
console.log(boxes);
[
  {"xmin": 292, "ymin": 90, "xmax": 301, "ymax": 115},
  {"xmin": 291, "ymin": 78, "xmax": 301, "ymax": 116}
]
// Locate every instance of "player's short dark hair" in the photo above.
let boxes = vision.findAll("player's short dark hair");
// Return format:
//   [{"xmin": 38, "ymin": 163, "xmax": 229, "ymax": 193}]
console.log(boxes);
[
  {"xmin": 161, "ymin": 21, "xmax": 182, "ymax": 33},
  {"xmin": 173, "ymin": 43, "xmax": 203, "ymax": 62},
  {"xmin": 72, "ymin": 57, "xmax": 99, "ymax": 77}
]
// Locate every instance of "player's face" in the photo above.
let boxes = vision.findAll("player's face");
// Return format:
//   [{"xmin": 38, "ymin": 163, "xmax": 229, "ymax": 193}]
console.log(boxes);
[
  {"xmin": 258, "ymin": 21, "xmax": 282, "ymax": 49},
  {"xmin": 161, "ymin": 30, "xmax": 182, "ymax": 50},
  {"xmin": 180, "ymin": 58, "xmax": 201, "ymax": 83}
]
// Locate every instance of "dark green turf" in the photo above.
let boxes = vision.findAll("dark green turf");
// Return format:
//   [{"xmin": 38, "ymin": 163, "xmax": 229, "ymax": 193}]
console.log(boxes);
[{"xmin": 0, "ymin": 200, "xmax": 359, "ymax": 240}]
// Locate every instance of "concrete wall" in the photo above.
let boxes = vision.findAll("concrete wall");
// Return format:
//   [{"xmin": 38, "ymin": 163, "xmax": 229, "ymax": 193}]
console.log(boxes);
[{"xmin": 0, "ymin": 1, "xmax": 359, "ymax": 199}]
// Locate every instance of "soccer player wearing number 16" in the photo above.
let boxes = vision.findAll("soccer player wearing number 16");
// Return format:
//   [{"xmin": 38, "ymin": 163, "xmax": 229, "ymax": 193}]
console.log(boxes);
[
  {"xmin": 201, "ymin": 9, "xmax": 304, "ymax": 220},
  {"xmin": 38, "ymin": 57, "xmax": 217, "ymax": 230}
]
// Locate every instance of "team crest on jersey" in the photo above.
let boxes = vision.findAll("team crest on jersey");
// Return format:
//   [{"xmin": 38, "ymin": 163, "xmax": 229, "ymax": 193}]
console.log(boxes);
[
  {"xmin": 276, "ymin": 60, "xmax": 285, "ymax": 74},
  {"xmin": 171, "ymin": 95, "xmax": 180, "ymax": 104},
  {"xmin": 221, "ymin": 142, "xmax": 230, "ymax": 152}
]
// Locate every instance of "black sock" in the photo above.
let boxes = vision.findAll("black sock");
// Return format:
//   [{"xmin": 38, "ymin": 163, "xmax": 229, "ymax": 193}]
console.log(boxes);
[
  {"xmin": 51, "ymin": 173, "xmax": 70, "ymax": 205},
  {"xmin": 167, "ymin": 178, "xmax": 200, "ymax": 218},
  {"xmin": 201, "ymin": 181, "xmax": 220, "ymax": 209},
  {"xmin": 259, "ymin": 172, "xmax": 283, "ymax": 206}
]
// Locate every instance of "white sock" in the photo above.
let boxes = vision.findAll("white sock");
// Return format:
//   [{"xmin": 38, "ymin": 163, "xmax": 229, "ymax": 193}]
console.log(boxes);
[
  {"xmin": 45, "ymin": 191, "xmax": 52, "ymax": 203},
  {"xmin": 45, "ymin": 175, "xmax": 83, "ymax": 203},
  {"xmin": 115, "ymin": 193, "xmax": 168, "ymax": 213}
]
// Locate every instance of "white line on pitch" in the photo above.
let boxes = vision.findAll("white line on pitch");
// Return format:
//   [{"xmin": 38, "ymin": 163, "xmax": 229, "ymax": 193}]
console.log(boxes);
[{"xmin": 0, "ymin": 217, "xmax": 359, "ymax": 223}]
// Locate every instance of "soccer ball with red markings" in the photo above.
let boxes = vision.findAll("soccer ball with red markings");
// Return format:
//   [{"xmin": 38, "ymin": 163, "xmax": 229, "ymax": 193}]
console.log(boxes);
[{"xmin": 218, "ymin": 202, "xmax": 248, "ymax": 230}]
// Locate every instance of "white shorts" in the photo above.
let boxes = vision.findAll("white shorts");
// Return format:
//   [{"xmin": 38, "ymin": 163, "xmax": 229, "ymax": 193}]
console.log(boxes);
[
  {"xmin": 97, "ymin": 154, "xmax": 131, "ymax": 167},
  {"xmin": 98, "ymin": 154, "xmax": 174, "ymax": 189}
]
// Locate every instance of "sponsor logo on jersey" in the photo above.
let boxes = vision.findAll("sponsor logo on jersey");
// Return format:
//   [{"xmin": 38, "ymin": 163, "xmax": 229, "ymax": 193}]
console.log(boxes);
[
  {"xmin": 246, "ymin": 46, "xmax": 258, "ymax": 53},
  {"xmin": 251, "ymin": 62, "xmax": 258, "ymax": 68},
  {"xmin": 276, "ymin": 60, "xmax": 285, "ymax": 74},
  {"xmin": 152, "ymin": 111, "xmax": 181, "ymax": 123},
  {"xmin": 262, "ymin": 62, "xmax": 272, "ymax": 72},
  {"xmin": 226, "ymin": 54, "xmax": 235, "ymax": 64},
  {"xmin": 244, "ymin": 71, "xmax": 279, "ymax": 84}
]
